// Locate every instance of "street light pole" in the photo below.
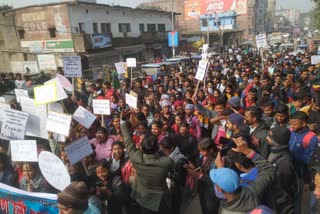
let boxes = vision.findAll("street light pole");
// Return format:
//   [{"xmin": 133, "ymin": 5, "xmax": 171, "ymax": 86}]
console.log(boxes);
[{"xmin": 171, "ymin": 0, "xmax": 175, "ymax": 58}]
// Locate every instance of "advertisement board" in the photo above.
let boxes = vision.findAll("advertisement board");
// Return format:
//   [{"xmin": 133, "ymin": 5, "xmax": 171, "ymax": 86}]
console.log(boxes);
[
  {"xmin": 92, "ymin": 34, "xmax": 112, "ymax": 49},
  {"xmin": 184, "ymin": 0, "xmax": 247, "ymax": 20}
]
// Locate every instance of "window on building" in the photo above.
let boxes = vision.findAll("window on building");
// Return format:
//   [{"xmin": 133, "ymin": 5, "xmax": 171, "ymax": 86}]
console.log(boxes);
[
  {"xmin": 101, "ymin": 23, "xmax": 111, "ymax": 34},
  {"xmin": 18, "ymin": 30, "xmax": 25, "ymax": 39},
  {"xmin": 139, "ymin": 24, "xmax": 145, "ymax": 33},
  {"xmin": 158, "ymin": 24, "xmax": 165, "ymax": 32},
  {"xmin": 79, "ymin": 23, "xmax": 85, "ymax": 33},
  {"xmin": 118, "ymin": 23, "xmax": 131, "ymax": 32},
  {"xmin": 93, "ymin": 23, "xmax": 98, "ymax": 34},
  {"xmin": 48, "ymin": 28, "xmax": 56, "ymax": 38},
  {"xmin": 147, "ymin": 24, "xmax": 156, "ymax": 32},
  {"xmin": 202, "ymin": 19, "xmax": 208, "ymax": 27}
]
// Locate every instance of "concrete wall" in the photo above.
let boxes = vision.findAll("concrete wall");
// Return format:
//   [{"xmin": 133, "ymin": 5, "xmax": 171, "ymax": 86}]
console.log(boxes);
[{"xmin": 68, "ymin": 4, "xmax": 173, "ymax": 38}]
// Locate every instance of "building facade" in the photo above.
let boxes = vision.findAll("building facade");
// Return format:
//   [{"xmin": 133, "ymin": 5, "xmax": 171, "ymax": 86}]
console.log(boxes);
[{"xmin": 1, "ymin": 0, "xmax": 174, "ymax": 73}]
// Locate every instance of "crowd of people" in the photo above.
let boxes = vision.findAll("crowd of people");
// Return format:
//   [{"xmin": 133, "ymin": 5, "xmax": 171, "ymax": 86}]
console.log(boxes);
[{"xmin": 1, "ymin": 47, "xmax": 320, "ymax": 214}]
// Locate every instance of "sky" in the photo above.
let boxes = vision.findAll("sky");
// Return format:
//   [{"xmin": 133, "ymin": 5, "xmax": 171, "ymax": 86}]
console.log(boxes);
[{"xmin": 0, "ymin": 0, "xmax": 315, "ymax": 12}]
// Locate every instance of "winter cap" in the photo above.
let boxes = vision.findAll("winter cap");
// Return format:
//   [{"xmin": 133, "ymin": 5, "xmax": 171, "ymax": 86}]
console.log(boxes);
[
  {"xmin": 173, "ymin": 100, "xmax": 183, "ymax": 108},
  {"xmin": 227, "ymin": 96, "xmax": 241, "ymax": 108},
  {"xmin": 210, "ymin": 168, "xmax": 240, "ymax": 193},
  {"xmin": 248, "ymin": 205, "xmax": 274, "ymax": 214},
  {"xmin": 161, "ymin": 100, "xmax": 171, "ymax": 108},
  {"xmin": 228, "ymin": 113, "xmax": 244, "ymax": 127},
  {"xmin": 57, "ymin": 181, "xmax": 89, "ymax": 210},
  {"xmin": 184, "ymin": 104, "xmax": 195, "ymax": 111},
  {"xmin": 269, "ymin": 126, "xmax": 291, "ymax": 146}
]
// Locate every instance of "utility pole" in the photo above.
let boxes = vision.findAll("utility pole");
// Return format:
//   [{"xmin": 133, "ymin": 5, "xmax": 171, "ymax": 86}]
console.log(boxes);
[
  {"xmin": 171, "ymin": 0, "xmax": 175, "ymax": 58},
  {"xmin": 207, "ymin": 15, "xmax": 210, "ymax": 46}
]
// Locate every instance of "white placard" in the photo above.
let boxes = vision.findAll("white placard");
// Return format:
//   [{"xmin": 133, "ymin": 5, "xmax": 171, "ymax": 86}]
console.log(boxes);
[
  {"xmin": 23, "ymin": 61, "xmax": 39, "ymax": 75},
  {"xmin": 46, "ymin": 111, "xmax": 72, "ymax": 136},
  {"xmin": 126, "ymin": 58, "xmax": 136, "ymax": 67},
  {"xmin": 92, "ymin": 99, "xmax": 110, "ymax": 115},
  {"xmin": 64, "ymin": 136, "xmax": 93, "ymax": 165},
  {"xmin": 195, "ymin": 60, "xmax": 208, "ymax": 81},
  {"xmin": 14, "ymin": 89, "xmax": 29, "ymax": 103},
  {"xmin": 21, "ymin": 98, "xmax": 48, "ymax": 139},
  {"xmin": 115, "ymin": 62, "xmax": 126, "ymax": 74},
  {"xmin": 255, "ymin": 34, "xmax": 267, "ymax": 49},
  {"xmin": 125, "ymin": 93, "xmax": 138, "ymax": 109},
  {"xmin": 11, "ymin": 140, "xmax": 38, "ymax": 162},
  {"xmin": 48, "ymin": 102, "xmax": 64, "ymax": 113},
  {"xmin": 311, "ymin": 55, "xmax": 320, "ymax": 65},
  {"xmin": 73, "ymin": 106, "xmax": 96, "ymax": 129},
  {"xmin": 37, "ymin": 54, "xmax": 57, "ymax": 70},
  {"xmin": 38, "ymin": 151, "xmax": 71, "ymax": 191},
  {"xmin": 0, "ymin": 102, "xmax": 10, "ymax": 123},
  {"xmin": 63, "ymin": 56, "xmax": 82, "ymax": 77},
  {"xmin": 0, "ymin": 109, "xmax": 29, "ymax": 141},
  {"xmin": 56, "ymin": 74, "xmax": 73, "ymax": 92},
  {"xmin": 45, "ymin": 78, "xmax": 68, "ymax": 101},
  {"xmin": 34, "ymin": 81, "xmax": 58, "ymax": 105},
  {"xmin": 0, "ymin": 97, "xmax": 5, "ymax": 102},
  {"xmin": 11, "ymin": 61, "xmax": 24, "ymax": 73}
]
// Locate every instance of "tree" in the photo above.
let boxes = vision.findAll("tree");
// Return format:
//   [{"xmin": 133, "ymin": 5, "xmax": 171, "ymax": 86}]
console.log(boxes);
[
  {"xmin": 312, "ymin": 0, "xmax": 320, "ymax": 28},
  {"xmin": 136, "ymin": 3, "xmax": 164, "ymax": 11},
  {"xmin": 0, "ymin": 4, "xmax": 13, "ymax": 12}
]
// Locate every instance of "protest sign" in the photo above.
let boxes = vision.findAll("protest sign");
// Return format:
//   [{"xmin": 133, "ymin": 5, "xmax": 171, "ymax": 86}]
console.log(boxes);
[
  {"xmin": 0, "ymin": 102, "xmax": 10, "ymax": 123},
  {"xmin": 14, "ymin": 89, "xmax": 29, "ymax": 103},
  {"xmin": 92, "ymin": 99, "xmax": 111, "ymax": 115},
  {"xmin": 73, "ymin": 106, "xmax": 96, "ymax": 129},
  {"xmin": 48, "ymin": 102, "xmax": 64, "ymax": 113},
  {"xmin": 126, "ymin": 58, "xmax": 137, "ymax": 67},
  {"xmin": 37, "ymin": 54, "xmax": 57, "ymax": 70},
  {"xmin": 10, "ymin": 140, "xmax": 38, "ymax": 162},
  {"xmin": 56, "ymin": 74, "xmax": 73, "ymax": 92},
  {"xmin": 255, "ymin": 34, "xmax": 267, "ymax": 49},
  {"xmin": 38, "ymin": 151, "xmax": 71, "ymax": 191},
  {"xmin": 0, "ymin": 97, "xmax": 5, "ymax": 102},
  {"xmin": 46, "ymin": 111, "xmax": 72, "ymax": 136},
  {"xmin": 64, "ymin": 136, "xmax": 93, "ymax": 165},
  {"xmin": 115, "ymin": 62, "xmax": 126, "ymax": 74},
  {"xmin": 195, "ymin": 60, "xmax": 208, "ymax": 81},
  {"xmin": 23, "ymin": 61, "xmax": 39, "ymax": 75},
  {"xmin": 311, "ymin": 55, "xmax": 320, "ymax": 65},
  {"xmin": 63, "ymin": 56, "xmax": 82, "ymax": 77},
  {"xmin": 0, "ymin": 183, "xmax": 58, "ymax": 214},
  {"xmin": 45, "ymin": 78, "xmax": 68, "ymax": 101},
  {"xmin": 34, "ymin": 81, "xmax": 58, "ymax": 105},
  {"xmin": 0, "ymin": 109, "xmax": 29, "ymax": 141},
  {"xmin": 21, "ymin": 98, "xmax": 48, "ymax": 139},
  {"xmin": 125, "ymin": 93, "xmax": 138, "ymax": 109}
]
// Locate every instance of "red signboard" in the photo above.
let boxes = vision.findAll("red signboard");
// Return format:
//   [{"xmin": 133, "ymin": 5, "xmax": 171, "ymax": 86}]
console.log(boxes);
[{"xmin": 184, "ymin": 0, "xmax": 247, "ymax": 20}]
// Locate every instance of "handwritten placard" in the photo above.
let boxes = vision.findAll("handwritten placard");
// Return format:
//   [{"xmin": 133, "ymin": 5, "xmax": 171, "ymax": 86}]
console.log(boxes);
[
  {"xmin": 311, "ymin": 55, "xmax": 320, "ymax": 65},
  {"xmin": 125, "ymin": 93, "xmax": 138, "ymax": 109},
  {"xmin": 21, "ymin": 98, "xmax": 48, "ymax": 139},
  {"xmin": 14, "ymin": 89, "xmax": 29, "ymax": 103},
  {"xmin": 126, "ymin": 58, "xmax": 136, "ymax": 67},
  {"xmin": 46, "ymin": 111, "xmax": 72, "ymax": 136},
  {"xmin": 34, "ymin": 81, "xmax": 58, "ymax": 106},
  {"xmin": 0, "ymin": 109, "xmax": 29, "ymax": 141},
  {"xmin": 45, "ymin": 78, "xmax": 68, "ymax": 101},
  {"xmin": 56, "ymin": 74, "xmax": 73, "ymax": 92},
  {"xmin": 92, "ymin": 99, "xmax": 111, "ymax": 115},
  {"xmin": 195, "ymin": 60, "xmax": 208, "ymax": 81},
  {"xmin": 73, "ymin": 106, "xmax": 96, "ymax": 129},
  {"xmin": 63, "ymin": 56, "xmax": 82, "ymax": 77},
  {"xmin": 115, "ymin": 62, "xmax": 126, "ymax": 74},
  {"xmin": 38, "ymin": 151, "xmax": 70, "ymax": 191},
  {"xmin": 10, "ymin": 140, "xmax": 38, "ymax": 162},
  {"xmin": 0, "ymin": 102, "xmax": 10, "ymax": 123},
  {"xmin": 64, "ymin": 137, "xmax": 93, "ymax": 165}
]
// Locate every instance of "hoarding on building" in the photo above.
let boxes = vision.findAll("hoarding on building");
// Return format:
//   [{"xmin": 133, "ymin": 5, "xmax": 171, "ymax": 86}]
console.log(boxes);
[
  {"xmin": 15, "ymin": 4, "xmax": 71, "ymax": 41},
  {"xmin": 21, "ymin": 40, "xmax": 74, "ymax": 53},
  {"xmin": 92, "ymin": 34, "xmax": 112, "ymax": 49},
  {"xmin": 184, "ymin": 0, "xmax": 247, "ymax": 20}
]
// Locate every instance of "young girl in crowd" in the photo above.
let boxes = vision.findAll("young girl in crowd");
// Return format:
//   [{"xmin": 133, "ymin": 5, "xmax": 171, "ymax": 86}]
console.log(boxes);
[{"xmin": 20, "ymin": 162, "xmax": 53, "ymax": 193}]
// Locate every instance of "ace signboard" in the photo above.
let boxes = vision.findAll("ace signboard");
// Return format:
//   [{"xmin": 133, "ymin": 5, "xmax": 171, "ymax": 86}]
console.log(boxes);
[{"xmin": 63, "ymin": 56, "xmax": 82, "ymax": 77}]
